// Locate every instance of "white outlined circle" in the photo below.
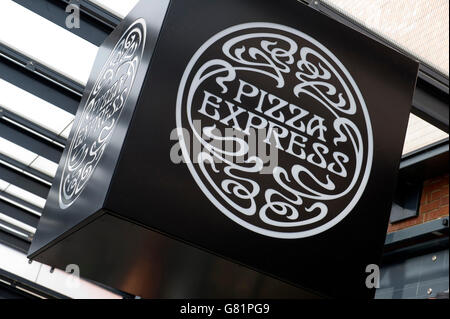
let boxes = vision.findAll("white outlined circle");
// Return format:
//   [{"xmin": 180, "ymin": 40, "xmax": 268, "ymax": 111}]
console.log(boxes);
[{"xmin": 177, "ymin": 22, "xmax": 373, "ymax": 239}]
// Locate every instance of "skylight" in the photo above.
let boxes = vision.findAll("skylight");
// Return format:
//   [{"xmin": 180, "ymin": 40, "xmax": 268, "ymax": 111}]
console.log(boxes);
[
  {"xmin": 402, "ymin": 114, "xmax": 448, "ymax": 155},
  {"xmin": 0, "ymin": 79, "xmax": 75, "ymax": 138},
  {"xmin": 0, "ymin": 137, "xmax": 58, "ymax": 178},
  {"xmin": 323, "ymin": 0, "xmax": 449, "ymax": 75}
]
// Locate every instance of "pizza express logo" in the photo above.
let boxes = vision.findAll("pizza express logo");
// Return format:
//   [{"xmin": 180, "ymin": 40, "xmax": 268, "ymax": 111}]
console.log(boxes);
[
  {"xmin": 176, "ymin": 23, "xmax": 373, "ymax": 238},
  {"xmin": 59, "ymin": 19, "xmax": 146, "ymax": 209}
]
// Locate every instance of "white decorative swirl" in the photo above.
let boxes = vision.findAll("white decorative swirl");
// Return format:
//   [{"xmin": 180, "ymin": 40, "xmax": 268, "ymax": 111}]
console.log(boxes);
[
  {"xmin": 198, "ymin": 151, "xmax": 263, "ymax": 216},
  {"xmin": 294, "ymin": 47, "xmax": 357, "ymax": 115},
  {"xmin": 222, "ymin": 33, "xmax": 298, "ymax": 88},
  {"xmin": 59, "ymin": 19, "xmax": 147, "ymax": 209}
]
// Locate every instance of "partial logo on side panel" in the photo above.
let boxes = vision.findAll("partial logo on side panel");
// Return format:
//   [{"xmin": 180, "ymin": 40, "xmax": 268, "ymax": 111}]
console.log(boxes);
[{"xmin": 59, "ymin": 19, "xmax": 147, "ymax": 209}]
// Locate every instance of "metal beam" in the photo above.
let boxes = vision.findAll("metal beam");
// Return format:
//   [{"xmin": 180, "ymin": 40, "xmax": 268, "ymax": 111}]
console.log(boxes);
[
  {"xmin": 400, "ymin": 138, "xmax": 449, "ymax": 170},
  {"xmin": 0, "ymin": 164, "xmax": 50, "ymax": 199},
  {"xmin": 0, "ymin": 269, "xmax": 68, "ymax": 299},
  {"xmin": 0, "ymin": 200, "xmax": 40, "ymax": 230},
  {"xmin": 385, "ymin": 217, "xmax": 449, "ymax": 246},
  {"xmin": 0, "ymin": 154, "xmax": 53, "ymax": 186},
  {"xmin": 0, "ymin": 109, "xmax": 67, "ymax": 148},
  {"xmin": 0, "ymin": 230, "xmax": 30, "ymax": 253},
  {"xmin": 0, "ymin": 191, "xmax": 43, "ymax": 218},
  {"xmin": 0, "ymin": 120, "xmax": 62, "ymax": 163},
  {"xmin": 61, "ymin": 0, "xmax": 121, "ymax": 29},
  {"xmin": 382, "ymin": 217, "xmax": 449, "ymax": 265},
  {"xmin": 0, "ymin": 55, "xmax": 81, "ymax": 115},
  {"xmin": 0, "ymin": 219, "xmax": 32, "ymax": 242},
  {"xmin": 0, "ymin": 154, "xmax": 52, "ymax": 186},
  {"xmin": 412, "ymin": 77, "xmax": 449, "ymax": 132},
  {"xmin": 0, "ymin": 44, "xmax": 84, "ymax": 97}
]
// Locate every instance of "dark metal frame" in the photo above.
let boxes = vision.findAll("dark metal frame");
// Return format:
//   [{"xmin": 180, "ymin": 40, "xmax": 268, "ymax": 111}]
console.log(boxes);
[
  {"xmin": 0, "ymin": 108, "xmax": 67, "ymax": 148},
  {"xmin": 400, "ymin": 138, "xmax": 449, "ymax": 169},
  {"xmin": 0, "ymin": 118, "xmax": 63, "ymax": 163},
  {"xmin": 0, "ymin": 53, "xmax": 81, "ymax": 115},
  {"xmin": 0, "ymin": 200, "xmax": 39, "ymax": 231},
  {"xmin": 0, "ymin": 44, "xmax": 84, "ymax": 97},
  {"xmin": 0, "ymin": 154, "xmax": 53, "ymax": 186},
  {"xmin": 385, "ymin": 217, "xmax": 449, "ymax": 246},
  {"xmin": 389, "ymin": 139, "xmax": 449, "ymax": 223},
  {"xmin": 0, "ymin": 230, "xmax": 30, "ymax": 253},
  {"xmin": 383, "ymin": 217, "xmax": 449, "ymax": 264},
  {"xmin": 0, "ymin": 191, "xmax": 43, "ymax": 219},
  {"xmin": 0, "ymin": 164, "xmax": 50, "ymax": 199},
  {"xmin": 0, "ymin": 268, "xmax": 69, "ymax": 299}
]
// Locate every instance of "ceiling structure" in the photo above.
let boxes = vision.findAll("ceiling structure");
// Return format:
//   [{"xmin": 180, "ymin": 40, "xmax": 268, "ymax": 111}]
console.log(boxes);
[{"xmin": 0, "ymin": 0, "xmax": 448, "ymax": 298}]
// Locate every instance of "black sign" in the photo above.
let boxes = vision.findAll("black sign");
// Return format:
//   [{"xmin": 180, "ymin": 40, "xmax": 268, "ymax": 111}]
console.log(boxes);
[
  {"xmin": 177, "ymin": 22, "xmax": 373, "ymax": 239},
  {"xmin": 29, "ymin": 0, "xmax": 419, "ymax": 298}
]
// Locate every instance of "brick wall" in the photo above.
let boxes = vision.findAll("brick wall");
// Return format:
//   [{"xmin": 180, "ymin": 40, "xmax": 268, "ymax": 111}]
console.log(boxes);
[{"xmin": 388, "ymin": 173, "xmax": 449, "ymax": 233}]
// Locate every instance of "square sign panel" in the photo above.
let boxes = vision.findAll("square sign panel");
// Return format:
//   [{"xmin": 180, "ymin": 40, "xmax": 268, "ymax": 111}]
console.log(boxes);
[{"xmin": 30, "ymin": 0, "xmax": 419, "ymax": 298}]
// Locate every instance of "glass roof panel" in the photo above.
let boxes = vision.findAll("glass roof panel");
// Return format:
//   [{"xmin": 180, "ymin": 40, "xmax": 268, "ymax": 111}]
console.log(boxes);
[
  {"xmin": 0, "ymin": 0, "xmax": 99, "ymax": 85},
  {"xmin": 323, "ymin": 0, "xmax": 449, "ymax": 75},
  {"xmin": 88, "ymin": 0, "xmax": 139, "ymax": 19},
  {"xmin": 402, "ymin": 114, "xmax": 448, "ymax": 155},
  {"xmin": 0, "ymin": 79, "xmax": 75, "ymax": 138}
]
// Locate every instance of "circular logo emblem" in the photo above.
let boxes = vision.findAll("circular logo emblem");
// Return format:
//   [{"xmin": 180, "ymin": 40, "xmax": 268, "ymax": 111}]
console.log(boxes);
[
  {"xmin": 176, "ymin": 23, "xmax": 373, "ymax": 239},
  {"xmin": 59, "ymin": 19, "xmax": 146, "ymax": 209}
]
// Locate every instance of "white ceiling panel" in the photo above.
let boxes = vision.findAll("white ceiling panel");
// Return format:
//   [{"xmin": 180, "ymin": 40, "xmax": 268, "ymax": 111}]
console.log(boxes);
[
  {"xmin": 403, "ymin": 114, "xmax": 448, "ymax": 155},
  {"xmin": 0, "ymin": 181, "xmax": 46, "ymax": 209},
  {"xmin": 0, "ymin": 0, "xmax": 98, "ymax": 85},
  {"xmin": 0, "ymin": 137, "xmax": 37, "ymax": 166},
  {"xmin": 0, "ymin": 79, "xmax": 75, "ymax": 138},
  {"xmin": 30, "ymin": 156, "xmax": 59, "ymax": 178},
  {"xmin": 0, "ymin": 210, "xmax": 36, "ymax": 234},
  {"xmin": 323, "ymin": 0, "xmax": 449, "ymax": 75},
  {"xmin": 0, "ymin": 137, "xmax": 58, "ymax": 178},
  {"xmin": 0, "ymin": 244, "xmax": 123, "ymax": 299},
  {"xmin": 88, "ymin": 0, "xmax": 139, "ymax": 19}
]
